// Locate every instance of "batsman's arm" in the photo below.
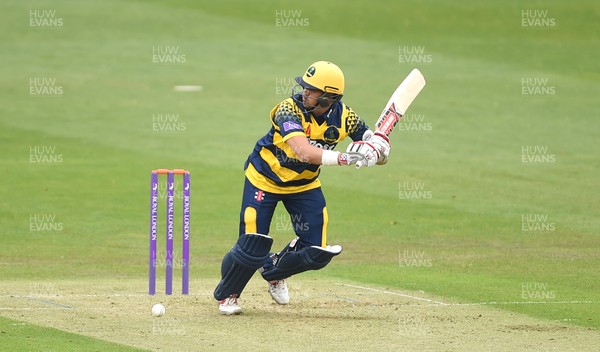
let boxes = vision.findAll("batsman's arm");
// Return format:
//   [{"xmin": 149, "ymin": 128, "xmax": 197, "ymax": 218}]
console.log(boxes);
[
  {"xmin": 285, "ymin": 136, "xmax": 322, "ymax": 164},
  {"xmin": 286, "ymin": 136, "xmax": 361, "ymax": 166}
]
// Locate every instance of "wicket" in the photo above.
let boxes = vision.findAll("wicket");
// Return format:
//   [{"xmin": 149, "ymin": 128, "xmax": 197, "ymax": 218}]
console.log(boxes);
[{"xmin": 149, "ymin": 168, "xmax": 190, "ymax": 295}]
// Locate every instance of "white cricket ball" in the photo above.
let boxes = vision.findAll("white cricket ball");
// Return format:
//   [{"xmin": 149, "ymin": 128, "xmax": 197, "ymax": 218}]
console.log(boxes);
[{"xmin": 152, "ymin": 303, "xmax": 165, "ymax": 317}]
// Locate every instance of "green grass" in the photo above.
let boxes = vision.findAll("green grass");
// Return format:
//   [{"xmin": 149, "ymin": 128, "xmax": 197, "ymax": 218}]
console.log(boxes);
[
  {"xmin": 0, "ymin": 316, "xmax": 146, "ymax": 351},
  {"xmin": 0, "ymin": 0, "xmax": 598, "ymax": 348}
]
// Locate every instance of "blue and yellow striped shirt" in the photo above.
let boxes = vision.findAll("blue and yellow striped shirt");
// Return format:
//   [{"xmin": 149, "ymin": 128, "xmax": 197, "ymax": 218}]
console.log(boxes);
[{"xmin": 244, "ymin": 94, "xmax": 368, "ymax": 194}]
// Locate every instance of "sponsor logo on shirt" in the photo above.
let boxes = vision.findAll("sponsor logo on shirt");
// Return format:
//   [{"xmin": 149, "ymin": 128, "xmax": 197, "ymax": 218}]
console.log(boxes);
[{"xmin": 283, "ymin": 121, "xmax": 303, "ymax": 132}]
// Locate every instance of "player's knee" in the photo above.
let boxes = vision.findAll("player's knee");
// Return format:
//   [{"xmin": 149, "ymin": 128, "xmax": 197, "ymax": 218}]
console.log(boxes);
[
  {"xmin": 229, "ymin": 233, "xmax": 273, "ymax": 268},
  {"xmin": 214, "ymin": 233, "xmax": 273, "ymax": 300}
]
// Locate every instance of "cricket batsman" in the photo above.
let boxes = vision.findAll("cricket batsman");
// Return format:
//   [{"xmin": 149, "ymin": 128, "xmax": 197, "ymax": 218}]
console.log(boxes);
[{"xmin": 214, "ymin": 61, "xmax": 391, "ymax": 314}]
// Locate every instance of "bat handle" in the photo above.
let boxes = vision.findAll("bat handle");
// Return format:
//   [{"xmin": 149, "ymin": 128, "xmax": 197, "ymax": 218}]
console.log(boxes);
[{"xmin": 355, "ymin": 160, "xmax": 364, "ymax": 169}]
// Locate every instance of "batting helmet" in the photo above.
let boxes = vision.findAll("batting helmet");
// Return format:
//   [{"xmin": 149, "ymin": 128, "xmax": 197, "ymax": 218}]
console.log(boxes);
[{"xmin": 295, "ymin": 61, "xmax": 345, "ymax": 96}]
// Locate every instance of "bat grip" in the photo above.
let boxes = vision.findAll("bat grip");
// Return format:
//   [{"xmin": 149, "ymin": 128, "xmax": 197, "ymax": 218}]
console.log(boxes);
[{"xmin": 355, "ymin": 160, "xmax": 364, "ymax": 169}]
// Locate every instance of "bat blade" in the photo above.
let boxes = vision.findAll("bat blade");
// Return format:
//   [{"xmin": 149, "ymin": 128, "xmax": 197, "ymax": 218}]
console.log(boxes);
[{"xmin": 375, "ymin": 68, "xmax": 426, "ymax": 136}]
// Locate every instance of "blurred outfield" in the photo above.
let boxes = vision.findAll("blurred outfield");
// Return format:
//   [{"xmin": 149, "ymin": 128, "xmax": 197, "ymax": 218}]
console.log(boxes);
[{"xmin": 0, "ymin": 0, "xmax": 599, "ymax": 350}]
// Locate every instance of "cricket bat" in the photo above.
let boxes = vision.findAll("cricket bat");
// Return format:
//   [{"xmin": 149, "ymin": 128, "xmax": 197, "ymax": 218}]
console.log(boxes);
[
  {"xmin": 354, "ymin": 68, "xmax": 425, "ymax": 169},
  {"xmin": 374, "ymin": 68, "xmax": 426, "ymax": 137}
]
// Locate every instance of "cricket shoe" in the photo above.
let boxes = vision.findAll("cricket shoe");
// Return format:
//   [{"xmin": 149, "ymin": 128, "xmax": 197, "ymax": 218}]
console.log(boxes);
[
  {"xmin": 218, "ymin": 294, "xmax": 242, "ymax": 315},
  {"xmin": 268, "ymin": 279, "xmax": 289, "ymax": 305}
]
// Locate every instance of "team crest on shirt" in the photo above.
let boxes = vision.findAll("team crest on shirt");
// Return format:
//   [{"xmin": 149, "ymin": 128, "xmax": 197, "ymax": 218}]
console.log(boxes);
[
  {"xmin": 323, "ymin": 126, "xmax": 340, "ymax": 143},
  {"xmin": 254, "ymin": 190, "xmax": 265, "ymax": 202}
]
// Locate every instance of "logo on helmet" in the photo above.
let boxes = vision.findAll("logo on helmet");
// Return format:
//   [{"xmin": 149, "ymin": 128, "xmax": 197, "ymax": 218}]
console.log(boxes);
[{"xmin": 306, "ymin": 66, "xmax": 316, "ymax": 77}]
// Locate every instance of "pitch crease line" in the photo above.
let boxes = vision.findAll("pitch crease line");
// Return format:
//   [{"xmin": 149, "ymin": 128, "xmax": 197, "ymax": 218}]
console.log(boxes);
[
  {"xmin": 21, "ymin": 295, "xmax": 73, "ymax": 309},
  {"xmin": 437, "ymin": 300, "xmax": 599, "ymax": 307},
  {"xmin": 339, "ymin": 283, "xmax": 447, "ymax": 305}
]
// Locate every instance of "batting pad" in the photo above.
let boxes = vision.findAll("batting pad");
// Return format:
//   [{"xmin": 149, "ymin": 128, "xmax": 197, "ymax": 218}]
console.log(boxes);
[
  {"xmin": 261, "ymin": 244, "xmax": 342, "ymax": 281},
  {"xmin": 213, "ymin": 233, "xmax": 273, "ymax": 300}
]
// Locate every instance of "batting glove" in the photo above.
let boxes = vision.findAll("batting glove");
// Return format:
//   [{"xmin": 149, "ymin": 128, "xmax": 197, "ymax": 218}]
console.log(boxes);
[
  {"xmin": 369, "ymin": 132, "xmax": 391, "ymax": 165},
  {"xmin": 346, "ymin": 141, "xmax": 379, "ymax": 168}
]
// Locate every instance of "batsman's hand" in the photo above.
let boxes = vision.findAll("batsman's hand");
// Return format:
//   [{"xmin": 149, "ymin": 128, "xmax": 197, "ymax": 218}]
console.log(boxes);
[
  {"xmin": 347, "ymin": 141, "xmax": 379, "ymax": 168},
  {"xmin": 337, "ymin": 152, "xmax": 364, "ymax": 166},
  {"xmin": 363, "ymin": 130, "xmax": 391, "ymax": 165}
]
